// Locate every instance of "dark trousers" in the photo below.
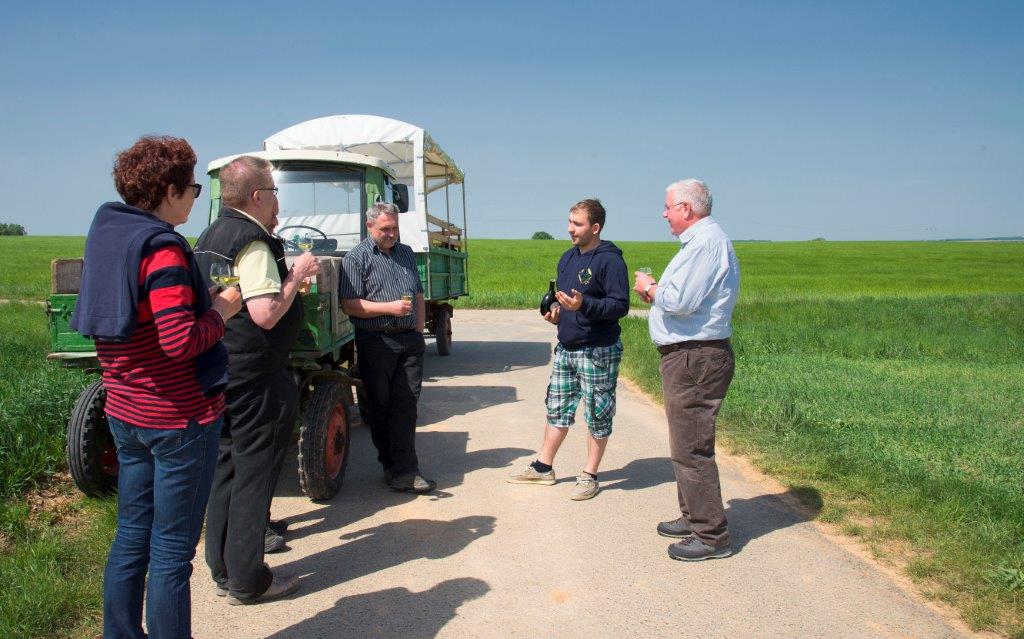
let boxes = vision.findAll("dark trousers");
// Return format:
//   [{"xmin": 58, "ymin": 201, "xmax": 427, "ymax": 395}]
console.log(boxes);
[
  {"xmin": 204, "ymin": 369, "xmax": 297, "ymax": 601},
  {"xmin": 356, "ymin": 329, "xmax": 425, "ymax": 476},
  {"xmin": 660, "ymin": 343, "xmax": 735, "ymax": 548}
]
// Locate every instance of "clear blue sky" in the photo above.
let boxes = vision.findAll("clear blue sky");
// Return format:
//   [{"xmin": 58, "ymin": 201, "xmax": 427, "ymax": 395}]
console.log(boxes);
[{"xmin": 1, "ymin": 0, "xmax": 1020, "ymax": 241}]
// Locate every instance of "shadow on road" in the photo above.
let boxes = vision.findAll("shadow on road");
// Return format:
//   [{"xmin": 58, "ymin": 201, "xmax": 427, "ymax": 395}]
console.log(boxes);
[
  {"xmin": 277, "ymin": 515, "xmax": 495, "ymax": 600},
  {"xmin": 596, "ymin": 457, "xmax": 822, "ymax": 555},
  {"xmin": 270, "ymin": 428, "xmax": 529, "ymax": 543},
  {"xmin": 417, "ymin": 385, "xmax": 520, "ymax": 426},
  {"xmin": 594, "ymin": 457, "xmax": 676, "ymax": 491},
  {"xmin": 726, "ymin": 487, "xmax": 823, "ymax": 553},
  {"xmin": 264, "ymin": 577, "xmax": 489, "ymax": 639},
  {"xmin": 424, "ymin": 340, "xmax": 551, "ymax": 379}
]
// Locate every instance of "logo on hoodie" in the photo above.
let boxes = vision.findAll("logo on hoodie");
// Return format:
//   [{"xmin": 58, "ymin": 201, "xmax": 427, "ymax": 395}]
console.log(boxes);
[{"xmin": 578, "ymin": 267, "xmax": 593, "ymax": 285}]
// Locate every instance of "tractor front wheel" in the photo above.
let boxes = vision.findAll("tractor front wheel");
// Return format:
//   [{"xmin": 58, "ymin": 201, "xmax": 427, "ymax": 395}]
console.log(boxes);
[
  {"xmin": 67, "ymin": 379, "xmax": 119, "ymax": 496},
  {"xmin": 298, "ymin": 379, "xmax": 351, "ymax": 500}
]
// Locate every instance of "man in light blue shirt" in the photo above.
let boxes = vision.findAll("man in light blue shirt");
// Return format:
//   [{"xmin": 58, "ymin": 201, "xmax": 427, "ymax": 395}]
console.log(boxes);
[{"xmin": 633, "ymin": 179, "xmax": 739, "ymax": 561}]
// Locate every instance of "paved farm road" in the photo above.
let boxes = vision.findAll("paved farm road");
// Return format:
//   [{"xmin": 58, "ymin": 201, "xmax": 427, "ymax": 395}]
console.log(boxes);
[{"xmin": 190, "ymin": 310, "xmax": 976, "ymax": 639}]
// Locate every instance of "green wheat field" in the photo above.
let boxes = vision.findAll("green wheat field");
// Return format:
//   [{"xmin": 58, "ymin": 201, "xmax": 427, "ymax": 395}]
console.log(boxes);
[{"xmin": 1, "ymin": 236, "xmax": 1023, "ymax": 637}]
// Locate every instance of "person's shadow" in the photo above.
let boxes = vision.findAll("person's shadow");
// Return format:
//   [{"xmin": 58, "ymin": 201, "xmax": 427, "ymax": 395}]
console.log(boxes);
[
  {"xmin": 576, "ymin": 457, "xmax": 676, "ymax": 491},
  {"xmin": 270, "ymin": 427, "xmax": 527, "ymax": 547},
  {"xmin": 423, "ymin": 339, "xmax": 552, "ymax": 380},
  {"xmin": 724, "ymin": 487, "xmax": 823, "ymax": 553},
  {"xmin": 416, "ymin": 385, "xmax": 520, "ymax": 426},
  {"xmin": 588, "ymin": 456, "xmax": 823, "ymax": 556},
  {"xmin": 275, "ymin": 515, "xmax": 496, "ymax": 599},
  {"xmin": 264, "ymin": 577, "xmax": 489, "ymax": 639}
]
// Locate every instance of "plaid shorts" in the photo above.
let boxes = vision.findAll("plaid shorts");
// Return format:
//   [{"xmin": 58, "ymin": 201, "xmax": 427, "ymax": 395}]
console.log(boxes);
[{"xmin": 545, "ymin": 340, "xmax": 623, "ymax": 438}]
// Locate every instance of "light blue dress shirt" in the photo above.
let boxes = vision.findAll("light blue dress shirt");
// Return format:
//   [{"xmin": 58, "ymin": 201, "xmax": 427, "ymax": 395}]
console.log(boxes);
[{"xmin": 648, "ymin": 216, "xmax": 740, "ymax": 345}]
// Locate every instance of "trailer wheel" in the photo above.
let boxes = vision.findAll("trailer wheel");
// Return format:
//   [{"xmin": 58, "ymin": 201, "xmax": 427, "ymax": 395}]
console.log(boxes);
[
  {"xmin": 67, "ymin": 380, "xmax": 118, "ymax": 496},
  {"xmin": 434, "ymin": 306, "xmax": 453, "ymax": 356},
  {"xmin": 298, "ymin": 379, "xmax": 351, "ymax": 500}
]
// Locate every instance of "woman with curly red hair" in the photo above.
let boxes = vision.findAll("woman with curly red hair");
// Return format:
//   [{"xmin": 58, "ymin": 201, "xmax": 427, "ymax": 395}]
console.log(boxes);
[{"xmin": 72, "ymin": 135, "xmax": 242, "ymax": 639}]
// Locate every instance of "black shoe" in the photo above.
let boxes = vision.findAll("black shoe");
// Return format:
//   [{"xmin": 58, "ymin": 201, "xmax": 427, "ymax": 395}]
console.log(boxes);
[
  {"xmin": 388, "ymin": 472, "xmax": 437, "ymax": 494},
  {"xmin": 265, "ymin": 528, "xmax": 286, "ymax": 554},
  {"xmin": 226, "ymin": 574, "xmax": 299, "ymax": 606},
  {"xmin": 657, "ymin": 517, "xmax": 692, "ymax": 538},
  {"xmin": 667, "ymin": 536, "xmax": 732, "ymax": 561},
  {"xmin": 268, "ymin": 518, "xmax": 289, "ymax": 536}
]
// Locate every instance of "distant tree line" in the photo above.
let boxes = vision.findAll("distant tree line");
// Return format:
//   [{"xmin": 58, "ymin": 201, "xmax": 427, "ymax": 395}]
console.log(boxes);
[
  {"xmin": 0, "ymin": 223, "xmax": 26, "ymax": 236},
  {"xmin": 531, "ymin": 231, "xmax": 554, "ymax": 240}
]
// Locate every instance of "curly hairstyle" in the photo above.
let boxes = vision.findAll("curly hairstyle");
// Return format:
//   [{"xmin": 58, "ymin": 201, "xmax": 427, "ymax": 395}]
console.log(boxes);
[{"xmin": 113, "ymin": 136, "xmax": 197, "ymax": 211}]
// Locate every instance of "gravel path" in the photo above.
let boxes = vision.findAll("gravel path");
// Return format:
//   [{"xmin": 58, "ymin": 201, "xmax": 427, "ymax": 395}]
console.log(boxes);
[{"xmin": 189, "ymin": 310, "xmax": 980, "ymax": 639}]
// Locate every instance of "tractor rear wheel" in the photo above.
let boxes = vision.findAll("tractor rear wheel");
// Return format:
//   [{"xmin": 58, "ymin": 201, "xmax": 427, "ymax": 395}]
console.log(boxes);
[
  {"xmin": 298, "ymin": 379, "xmax": 351, "ymax": 500},
  {"xmin": 67, "ymin": 379, "xmax": 119, "ymax": 496}
]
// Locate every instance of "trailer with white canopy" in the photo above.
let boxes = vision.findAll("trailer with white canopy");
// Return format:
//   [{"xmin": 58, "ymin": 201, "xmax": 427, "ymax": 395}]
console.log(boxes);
[{"xmin": 207, "ymin": 114, "xmax": 469, "ymax": 356}]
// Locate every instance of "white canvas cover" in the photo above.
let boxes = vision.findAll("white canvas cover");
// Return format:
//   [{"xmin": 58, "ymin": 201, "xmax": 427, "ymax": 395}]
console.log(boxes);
[{"xmin": 264, "ymin": 115, "xmax": 464, "ymax": 253}]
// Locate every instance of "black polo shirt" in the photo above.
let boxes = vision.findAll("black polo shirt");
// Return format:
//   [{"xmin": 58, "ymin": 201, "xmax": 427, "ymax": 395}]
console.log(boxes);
[{"xmin": 340, "ymin": 236, "xmax": 423, "ymax": 332}]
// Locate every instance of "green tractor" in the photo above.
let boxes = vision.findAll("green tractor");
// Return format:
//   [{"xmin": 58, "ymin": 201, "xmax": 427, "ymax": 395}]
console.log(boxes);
[{"xmin": 47, "ymin": 115, "xmax": 468, "ymax": 501}]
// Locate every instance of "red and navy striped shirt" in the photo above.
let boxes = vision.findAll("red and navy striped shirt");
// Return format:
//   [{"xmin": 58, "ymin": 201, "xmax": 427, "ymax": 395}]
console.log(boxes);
[{"xmin": 96, "ymin": 245, "xmax": 225, "ymax": 428}]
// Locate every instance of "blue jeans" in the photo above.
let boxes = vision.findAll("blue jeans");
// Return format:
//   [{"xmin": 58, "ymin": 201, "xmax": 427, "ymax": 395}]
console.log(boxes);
[{"xmin": 103, "ymin": 415, "xmax": 222, "ymax": 639}]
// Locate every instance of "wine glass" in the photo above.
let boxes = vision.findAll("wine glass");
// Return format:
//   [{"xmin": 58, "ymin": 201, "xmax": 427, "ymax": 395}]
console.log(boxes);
[
  {"xmin": 210, "ymin": 261, "xmax": 238, "ymax": 289},
  {"xmin": 296, "ymin": 232, "xmax": 314, "ymax": 252}
]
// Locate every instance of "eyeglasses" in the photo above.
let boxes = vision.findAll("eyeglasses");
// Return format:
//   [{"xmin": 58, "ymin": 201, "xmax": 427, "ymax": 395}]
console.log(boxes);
[
  {"xmin": 664, "ymin": 201, "xmax": 686, "ymax": 212},
  {"xmin": 189, "ymin": 184, "xmax": 202, "ymax": 198},
  {"xmin": 255, "ymin": 187, "xmax": 279, "ymax": 196}
]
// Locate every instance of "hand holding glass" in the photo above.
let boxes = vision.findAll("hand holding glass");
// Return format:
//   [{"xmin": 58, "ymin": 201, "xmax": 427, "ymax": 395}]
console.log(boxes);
[{"xmin": 210, "ymin": 262, "xmax": 239, "ymax": 288}]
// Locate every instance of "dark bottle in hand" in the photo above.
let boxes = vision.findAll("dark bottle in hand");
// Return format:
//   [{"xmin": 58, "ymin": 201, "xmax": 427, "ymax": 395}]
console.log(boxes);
[{"xmin": 540, "ymin": 279, "xmax": 558, "ymax": 315}]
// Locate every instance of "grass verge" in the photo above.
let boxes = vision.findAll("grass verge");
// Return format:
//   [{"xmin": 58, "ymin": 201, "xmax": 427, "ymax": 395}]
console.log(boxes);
[
  {"xmin": 0, "ymin": 300, "xmax": 111, "ymax": 638},
  {"xmin": 620, "ymin": 294, "xmax": 1024, "ymax": 638},
  {"xmin": 0, "ymin": 481, "xmax": 116, "ymax": 639}
]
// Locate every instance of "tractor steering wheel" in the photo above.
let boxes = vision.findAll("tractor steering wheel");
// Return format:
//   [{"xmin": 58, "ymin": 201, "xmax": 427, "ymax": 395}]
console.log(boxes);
[{"xmin": 277, "ymin": 225, "xmax": 329, "ymax": 254}]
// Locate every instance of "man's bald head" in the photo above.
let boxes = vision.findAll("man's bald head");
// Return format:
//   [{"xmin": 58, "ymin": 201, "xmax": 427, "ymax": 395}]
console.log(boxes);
[{"xmin": 220, "ymin": 156, "xmax": 272, "ymax": 209}]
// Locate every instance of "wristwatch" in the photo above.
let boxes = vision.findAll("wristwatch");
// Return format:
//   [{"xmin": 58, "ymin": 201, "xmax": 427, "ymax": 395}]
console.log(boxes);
[{"xmin": 643, "ymin": 283, "xmax": 655, "ymax": 296}]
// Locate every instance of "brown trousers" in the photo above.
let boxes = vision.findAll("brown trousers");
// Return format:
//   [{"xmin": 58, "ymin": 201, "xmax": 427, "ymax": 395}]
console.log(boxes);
[{"xmin": 660, "ymin": 342, "xmax": 735, "ymax": 548}]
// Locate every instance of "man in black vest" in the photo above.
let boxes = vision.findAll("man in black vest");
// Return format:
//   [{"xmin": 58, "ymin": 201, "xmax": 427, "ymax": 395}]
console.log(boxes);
[{"xmin": 196, "ymin": 155, "xmax": 320, "ymax": 605}]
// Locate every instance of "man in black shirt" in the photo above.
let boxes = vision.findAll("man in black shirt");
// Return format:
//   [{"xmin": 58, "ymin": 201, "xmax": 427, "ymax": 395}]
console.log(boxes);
[{"xmin": 341, "ymin": 202, "xmax": 435, "ymax": 494}]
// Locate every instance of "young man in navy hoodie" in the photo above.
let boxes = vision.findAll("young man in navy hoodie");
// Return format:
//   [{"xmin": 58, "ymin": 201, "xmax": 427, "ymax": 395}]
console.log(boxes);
[{"xmin": 508, "ymin": 199, "xmax": 629, "ymax": 500}]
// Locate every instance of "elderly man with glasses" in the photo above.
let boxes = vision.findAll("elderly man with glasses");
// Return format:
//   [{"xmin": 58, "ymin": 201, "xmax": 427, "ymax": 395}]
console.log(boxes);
[
  {"xmin": 633, "ymin": 179, "xmax": 740, "ymax": 562},
  {"xmin": 195, "ymin": 155, "xmax": 320, "ymax": 604}
]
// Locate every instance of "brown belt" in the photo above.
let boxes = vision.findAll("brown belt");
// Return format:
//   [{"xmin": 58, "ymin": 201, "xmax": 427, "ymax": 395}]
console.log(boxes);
[{"xmin": 657, "ymin": 339, "xmax": 730, "ymax": 355}]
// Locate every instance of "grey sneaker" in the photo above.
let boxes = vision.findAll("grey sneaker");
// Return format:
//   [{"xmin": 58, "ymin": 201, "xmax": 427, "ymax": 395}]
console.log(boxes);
[
  {"xmin": 264, "ymin": 527, "xmax": 286, "ymax": 554},
  {"xmin": 507, "ymin": 465, "xmax": 556, "ymax": 485},
  {"xmin": 267, "ymin": 518, "xmax": 289, "ymax": 535},
  {"xmin": 214, "ymin": 583, "xmax": 228, "ymax": 597},
  {"xmin": 388, "ymin": 472, "xmax": 437, "ymax": 494},
  {"xmin": 570, "ymin": 475, "xmax": 599, "ymax": 500},
  {"xmin": 226, "ymin": 574, "xmax": 300, "ymax": 605},
  {"xmin": 667, "ymin": 536, "xmax": 732, "ymax": 561},
  {"xmin": 657, "ymin": 517, "xmax": 692, "ymax": 538}
]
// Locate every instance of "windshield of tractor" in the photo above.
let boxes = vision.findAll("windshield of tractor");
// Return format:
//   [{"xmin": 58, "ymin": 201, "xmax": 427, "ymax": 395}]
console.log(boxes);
[{"xmin": 274, "ymin": 163, "xmax": 365, "ymax": 252}]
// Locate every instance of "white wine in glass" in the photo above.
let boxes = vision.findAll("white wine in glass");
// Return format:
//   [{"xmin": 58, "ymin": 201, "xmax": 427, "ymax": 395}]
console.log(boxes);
[
  {"xmin": 210, "ymin": 262, "xmax": 239, "ymax": 288},
  {"xmin": 296, "ymin": 232, "xmax": 314, "ymax": 252}
]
